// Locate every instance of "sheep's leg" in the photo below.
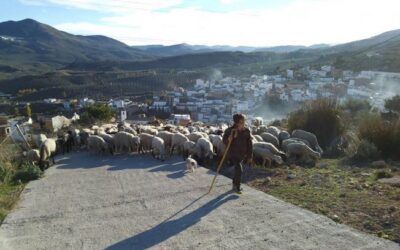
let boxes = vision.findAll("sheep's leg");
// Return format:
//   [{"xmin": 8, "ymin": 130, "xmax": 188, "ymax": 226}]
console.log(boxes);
[{"xmin": 182, "ymin": 150, "xmax": 187, "ymax": 160}]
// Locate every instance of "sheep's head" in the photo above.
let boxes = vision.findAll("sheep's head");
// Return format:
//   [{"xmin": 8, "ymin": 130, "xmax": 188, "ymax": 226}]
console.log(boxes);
[
  {"xmin": 312, "ymin": 151, "xmax": 321, "ymax": 159},
  {"xmin": 273, "ymin": 155, "xmax": 283, "ymax": 165}
]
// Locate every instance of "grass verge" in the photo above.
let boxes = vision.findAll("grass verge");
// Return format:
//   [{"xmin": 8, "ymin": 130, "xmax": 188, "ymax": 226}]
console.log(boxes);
[
  {"xmin": 0, "ymin": 183, "xmax": 25, "ymax": 223},
  {"xmin": 245, "ymin": 159, "xmax": 400, "ymax": 243}
]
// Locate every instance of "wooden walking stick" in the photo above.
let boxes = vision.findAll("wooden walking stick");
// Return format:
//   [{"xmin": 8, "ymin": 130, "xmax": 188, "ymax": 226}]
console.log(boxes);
[{"xmin": 207, "ymin": 129, "xmax": 237, "ymax": 194}]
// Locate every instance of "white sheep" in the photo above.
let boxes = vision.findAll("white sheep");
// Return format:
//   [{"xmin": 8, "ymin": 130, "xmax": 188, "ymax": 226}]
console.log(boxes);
[
  {"xmin": 87, "ymin": 135, "xmax": 108, "ymax": 154},
  {"xmin": 124, "ymin": 126, "xmax": 137, "ymax": 135},
  {"xmin": 215, "ymin": 140, "xmax": 226, "ymax": 159},
  {"xmin": 266, "ymin": 126, "xmax": 280, "ymax": 137},
  {"xmin": 278, "ymin": 130, "xmax": 291, "ymax": 143},
  {"xmin": 250, "ymin": 134, "xmax": 258, "ymax": 144},
  {"xmin": 151, "ymin": 136, "xmax": 166, "ymax": 161},
  {"xmin": 98, "ymin": 133, "xmax": 115, "ymax": 154},
  {"xmin": 139, "ymin": 133, "xmax": 155, "ymax": 154},
  {"xmin": 141, "ymin": 126, "xmax": 158, "ymax": 135},
  {"xmin": 253, "ymin": 142, "xmax": 285, "ymax": 156},
  {"xmin": 39, "ymin": 138, "xmax": 57, "ymax": 170},
  {"xmin": 187, "ymin": 132, "xmax": 206, "ymax": 143},
  {"xmin": 209, "ymin": 134, "xmax": 222, "ymax": 151},
  {"xmin": 253, "ymin": 135, "xmax": 264, "ymax": 142},
  {"xmin": 24, "ymin": 149, "xmax": 40, "ymax": 165},
  {"xmin": 177, "ymin": 126, "xmax": 190, "ymax": 135},
  {"xmin": 286, "ymin": 142, "xmax": 321, "ymax": 162},
  {"xmin": 93, "ymin": 127, "xmax": 105, "ymax": 135},
  {"xmin": 253, "ymin": 147, "xmax": 283, "ymax": 168},
  {"xmin": 292, "ymin": 129, "xmax": 323, "ymax": 153},
  {"xmin": 194, "ymin": 138, "xmax": 215, "ymax": 163},
  {"xmin": 281, "ymin": 138, "xmax": 311, "ymax": 152},
  {"xmin": 186, "ymin": 156, "xmax": 198, "ymax": 173},
  {"xmin": 261, "ymin": 132, "xmax": 280, "ymax": 148},
  {"xmin": 170, "ymin": 133, "xmax": 189, "ymax": 156},
  {"xmin": 182, "ymin": 141, "xmax": 196, "ymax": 159},
  {"xmin": 71, "ymin": 129, "xmax": 81, "ymax": 146},
  {"xmin": 252, "ymin": 117, "xmax": 263, "ymax": 127},
  {"xmin": 255, "ymin": 125, "xmax": 268, "ymax": 135},
  {"xmin": 32, "ymin": 134, "xmax": 47, "ymax": 148},
  {"xmin": 114, "ymin": 132, "xmax": 140, "ymax": 154},
  {"xmin": 156, "ymin": 131, "xmax": 174, "ymax": 150}
]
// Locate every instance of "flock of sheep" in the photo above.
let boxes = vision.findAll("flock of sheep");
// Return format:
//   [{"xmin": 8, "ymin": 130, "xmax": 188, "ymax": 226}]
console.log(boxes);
[{"xmin": 25, "ymin": 120, "xmax": 323, "ymax": 170}]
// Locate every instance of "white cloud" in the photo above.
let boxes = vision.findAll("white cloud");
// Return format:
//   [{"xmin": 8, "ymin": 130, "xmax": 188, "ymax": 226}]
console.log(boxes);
[
  {"xmin": 19, "ymin": 0, "xmax": 47, "ymax": 6},
  {"xmin": 219, "ymin": 0, "xmax": 241, "ymax": 5},
  {"xmin": 50, "ymin": 0, "xmax": 400, "ymax": 46},
  {"xmin": 20, "ymin": 0, "xmax": 183, "ymax": 12}
]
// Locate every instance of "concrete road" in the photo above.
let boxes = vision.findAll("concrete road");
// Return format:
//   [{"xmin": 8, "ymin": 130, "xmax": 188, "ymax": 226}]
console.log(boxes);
[{"xmin": 0, "ymin": 152, "xmax": 398, "ymax": 250}]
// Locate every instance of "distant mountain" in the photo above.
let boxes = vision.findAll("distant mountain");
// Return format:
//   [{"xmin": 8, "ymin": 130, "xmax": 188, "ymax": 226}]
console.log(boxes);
[
  {"xmin": 0, "ymin": 19, "xmax": 152, "ymax": 70},
  {"xmin": 310, "ymin": 29, "xmax": 400, "ymax": 72},
  {"xmin": 132, "ymin": 43, "xmax": 331, "ymax": 57},
  {"xmin": 2, "ymin": 17, "xmax": 400, "ymax": 101},
  {"xmin": 133, "ymin": 43, "xmax": 215, "ymax": 57}
]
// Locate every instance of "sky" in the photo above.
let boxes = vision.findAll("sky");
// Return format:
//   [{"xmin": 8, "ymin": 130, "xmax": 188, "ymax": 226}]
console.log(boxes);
[{"xmin": 1, "ymin": 0, "xmax": 400, "ymax": 46}]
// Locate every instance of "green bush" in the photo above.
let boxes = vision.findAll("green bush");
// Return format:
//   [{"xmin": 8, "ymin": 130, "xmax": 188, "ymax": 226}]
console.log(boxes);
[
  {"xmin": 80, "ymin": 103, "xmax": 115, "ymax": 124},
  {"xmin": 374, "ymin": 170, "xmax": 393, "ymax": 180},
  {"xmin": 10, "ymin": 164, "xmax": 42, "ymax": 184},
  {"xmin": 351, "ymin": 139, "xmax": 381, "ymax": 162},
  {"xmin": 287, "ymin": 99, "xmax": 345, "ymax": 149},
  {"xmin": 358, "ymin": 113, "xmax": 400, "ymax": 159}
]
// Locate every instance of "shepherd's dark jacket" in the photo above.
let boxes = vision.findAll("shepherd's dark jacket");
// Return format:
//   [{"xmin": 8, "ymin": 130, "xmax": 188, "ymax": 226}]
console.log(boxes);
[{"xmin": 223, "ymin": 126, "xmax": 253, "ymax": 161}]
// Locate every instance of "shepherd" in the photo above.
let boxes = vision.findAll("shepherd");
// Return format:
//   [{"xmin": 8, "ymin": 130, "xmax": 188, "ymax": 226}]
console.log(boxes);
[{"xmin": 222, "ymin": 113, "xmax": 253, "ymax": 194}]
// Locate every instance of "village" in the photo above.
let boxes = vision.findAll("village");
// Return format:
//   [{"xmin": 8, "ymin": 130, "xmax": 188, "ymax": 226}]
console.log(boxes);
[{"xmin": 1, "ymin": 66, "xmax": 398, "ymax": 138}]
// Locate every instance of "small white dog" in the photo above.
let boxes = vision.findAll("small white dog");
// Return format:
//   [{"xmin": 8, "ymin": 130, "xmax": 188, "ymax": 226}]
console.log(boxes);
[{"xmin": 186, "ymin": 155, "xmax": 198, "ymax": 173}]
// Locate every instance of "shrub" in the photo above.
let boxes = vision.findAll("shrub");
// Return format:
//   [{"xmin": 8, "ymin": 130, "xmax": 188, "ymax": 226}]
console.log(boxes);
[
  {"xmin": 10, "ymin": 164, "xmax": 42, "ymax": 184},
  {"xmin": 0, "ymin": 160, "xmax": 13, "ymax": 184},
  {"xmin": 384, "ymin": 95, "xmax": 400, "ymax": 113},
  {"xmin": 358, "ymin": 113, "xmax": 400, "ymax": 159},
  {"xmin": 269, "ymin": 119, "xmax": 282, "ymax": 127},
  {"xmin": 374, "ymin": 170, "xmax": 393, "ymax": 180},
  {"xmin": 80, "ymin": 103, "xmax": 115, "ymax": 124},
  {"xmin": 343, "ymin": 98, "xmax": 371, "ymax": 114},
  {"xmin": 351, "ymin": 139, "xmax": 381, "ymax": 162},
  {"xmin": 287, "ymin": 99, "xmax": 345, "ymax": 149}
]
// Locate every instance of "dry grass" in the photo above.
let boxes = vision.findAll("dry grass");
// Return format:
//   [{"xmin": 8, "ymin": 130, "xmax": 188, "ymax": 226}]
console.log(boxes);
[
  {"xmin": 0, "ymin": 183, "xmax": 24, "ymax": 223},
  {"xmin": 245, "ymin": 159, "xmax": 400, "ymax": 243}
]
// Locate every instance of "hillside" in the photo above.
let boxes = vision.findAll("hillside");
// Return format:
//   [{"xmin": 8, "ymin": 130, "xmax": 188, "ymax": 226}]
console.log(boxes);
[
  {"xmin": 2, "ymin": 19, "xmax": 400, "ymax": 101},
  {"xmin": 132, "ymin": 43, "xmax": 331, "ymax": 57},
  {"xmin": 0, "ymin": 19, "xmax": 152, "ymax": 74}
]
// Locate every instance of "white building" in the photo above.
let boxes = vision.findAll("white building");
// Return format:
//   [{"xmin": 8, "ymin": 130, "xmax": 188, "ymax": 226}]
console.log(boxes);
[
  {"xmin": 347, "ymin": 87, "xmax": 371, "ymax": 98},
  {"xmin": 44, "ymin": 98, "xmax": 57, "ymax": 103},
  {"xmin": 321, "ymin": 65, "xmax": 332, "ymax": 72},
  {"xmin": 287, "ymin": 69, "xmax": 294, "ymax": 79}
]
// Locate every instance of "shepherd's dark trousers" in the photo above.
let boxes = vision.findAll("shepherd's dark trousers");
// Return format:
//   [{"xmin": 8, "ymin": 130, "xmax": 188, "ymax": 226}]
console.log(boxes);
[{"xmin": 232, "ymin": 159, "xmax": 243, "ymax": 188}]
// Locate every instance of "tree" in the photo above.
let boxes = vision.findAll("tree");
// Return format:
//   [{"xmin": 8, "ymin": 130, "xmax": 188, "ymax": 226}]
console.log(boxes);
[
  {"xmin": 84, "ymin": 103, "xmax": 114, "ymax": 122},
  {"xmin": 25, "ymin": 103, "xmax": 32, "ymax": 117},
  {"xmin": 384, "ymin": 95, "xmax": 400, "ymax": 113}
]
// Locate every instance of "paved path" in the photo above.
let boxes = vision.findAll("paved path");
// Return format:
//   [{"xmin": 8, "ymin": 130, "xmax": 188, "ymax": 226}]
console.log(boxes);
[{"xmin": 0, "ymin": 152, "xmax": 398, "ymax": 250}]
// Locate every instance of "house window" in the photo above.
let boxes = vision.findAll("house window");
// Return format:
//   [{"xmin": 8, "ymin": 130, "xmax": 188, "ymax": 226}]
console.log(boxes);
[{"xmin": 5, "ymin": 127, "xmax": 10, "ymax": 135}]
